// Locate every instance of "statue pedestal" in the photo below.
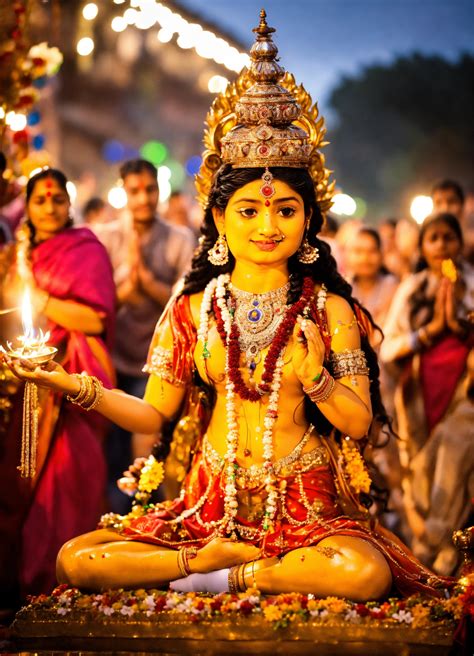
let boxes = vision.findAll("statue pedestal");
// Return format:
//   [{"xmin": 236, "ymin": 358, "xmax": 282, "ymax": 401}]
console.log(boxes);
[{"xmin": 11, "ymin": 588, "xmax": 460, "ymax": 656}]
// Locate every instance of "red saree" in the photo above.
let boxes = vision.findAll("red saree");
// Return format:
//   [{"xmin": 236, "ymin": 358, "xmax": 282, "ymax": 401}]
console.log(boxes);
[
  {"xmin": 419, "ymin": 334, "xmax": 470, "ymax": 432},
  {"xmin": 0, "ymin": 227, "xmax": 116, "ymax": 599},
  {"xmin": 121, "ymin": 294, "xmax": 451, "ymax": 598}
]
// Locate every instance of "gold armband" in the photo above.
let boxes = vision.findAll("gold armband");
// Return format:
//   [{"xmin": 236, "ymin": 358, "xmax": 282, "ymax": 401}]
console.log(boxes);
[
  {"xmin": 330, "ymin": 349, "xmax": 369, "ymax": 380},
  {"xmin": 143, "ymin": 346, "xmax": 185, "ymax": 386}
]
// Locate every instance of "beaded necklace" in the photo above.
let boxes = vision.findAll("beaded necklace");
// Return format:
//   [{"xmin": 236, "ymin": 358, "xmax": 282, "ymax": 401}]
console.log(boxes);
[{"xmin": 198, "ymin": 274, "xmax": 315, "ymax": 536}]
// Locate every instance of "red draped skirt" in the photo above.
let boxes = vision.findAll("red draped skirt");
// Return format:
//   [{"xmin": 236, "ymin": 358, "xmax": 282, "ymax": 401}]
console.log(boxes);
[{"xmin": 122, "ymin": 447, "xmax": 451, "ymax": 598}]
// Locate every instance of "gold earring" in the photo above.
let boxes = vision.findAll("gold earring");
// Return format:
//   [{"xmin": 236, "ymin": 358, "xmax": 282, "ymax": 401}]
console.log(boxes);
[
  {"xmin": 297, "ymin": 233, "xmax": 319, "ymax": 264},
  {"xmin": 208, "ymin": 234, "xmax": 229, "ymax": 266}
]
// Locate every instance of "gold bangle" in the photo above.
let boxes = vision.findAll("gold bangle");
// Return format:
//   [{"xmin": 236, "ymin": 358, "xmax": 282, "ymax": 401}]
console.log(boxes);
[
  {"xmin": 177, "ymin": 548, "xmax": 188, "ymax": 578},
  {"xmin": 239, "ymin": 563, "xmax": 247, "ymax": 591},
  {"xmin": 228, "ymin": 565, "xmax": 239, "ymax": 594},
  {"xmin": 177, "ymin": 546, "xmax": 198, "ymax": 578},
  {"xmin": 66, "ymin": 374, "xmax": 104, "ymax": 411}
]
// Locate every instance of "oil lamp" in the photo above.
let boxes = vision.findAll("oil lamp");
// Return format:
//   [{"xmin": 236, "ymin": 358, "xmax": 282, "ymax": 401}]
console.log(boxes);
[{"xmin": 0, "ymin": 288, "xmax": 57, "ymax": 477}]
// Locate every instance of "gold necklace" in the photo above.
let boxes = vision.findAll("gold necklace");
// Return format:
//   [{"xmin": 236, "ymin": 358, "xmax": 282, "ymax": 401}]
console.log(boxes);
[{"xmin": 229, "ymin": 281, "xmax": 290, "ymax": 374}]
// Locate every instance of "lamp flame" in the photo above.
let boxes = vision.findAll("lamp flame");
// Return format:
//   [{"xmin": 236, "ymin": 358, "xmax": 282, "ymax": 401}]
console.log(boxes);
[{"xmin": 21, "ymin": 288, "xmax": 34, "ymax": 340}]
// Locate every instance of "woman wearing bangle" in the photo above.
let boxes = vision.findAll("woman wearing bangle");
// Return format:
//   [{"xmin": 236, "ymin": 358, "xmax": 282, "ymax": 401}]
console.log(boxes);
[
  {"xmin": 380, "ymin": 212, "xmax": 473, "ymax": 574},
  {"xmin": 0, "ymin": 168, "xmax": 116, "ymax": 603}
]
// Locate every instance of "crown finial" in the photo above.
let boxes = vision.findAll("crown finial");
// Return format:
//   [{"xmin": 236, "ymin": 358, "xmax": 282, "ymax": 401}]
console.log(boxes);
[
  {"xmin": 253, "ymin": 9, "xmax": 275, "ymax": 37},
  {"xmin": 249, "ymin": 10, "xmax": 281, "ymax": 83}
]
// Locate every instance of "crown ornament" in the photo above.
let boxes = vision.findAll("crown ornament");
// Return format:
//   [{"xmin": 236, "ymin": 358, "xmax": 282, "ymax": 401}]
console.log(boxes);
[{"xmin": 196, "ymin": 9, "xmax": 335, "ymax": 214}]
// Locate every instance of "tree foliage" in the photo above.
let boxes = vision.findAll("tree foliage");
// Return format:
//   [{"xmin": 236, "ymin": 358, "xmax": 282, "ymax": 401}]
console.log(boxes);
[{"xmin": 328, "ymin": 53, "xmax": 474, "ymax": 217}]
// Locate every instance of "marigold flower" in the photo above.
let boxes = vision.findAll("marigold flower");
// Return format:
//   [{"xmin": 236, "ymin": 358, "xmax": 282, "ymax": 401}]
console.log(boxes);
[
  {"xmin": 341, "ymin": 440, "xmax": 371, "ymax": 494},
  {"xmin": 138, "ymin": 456, "xmax": 165, "ymax": 493},
  {"xmin": 263, "ymin": 605, "xmax": 283, "ymax": 622}
]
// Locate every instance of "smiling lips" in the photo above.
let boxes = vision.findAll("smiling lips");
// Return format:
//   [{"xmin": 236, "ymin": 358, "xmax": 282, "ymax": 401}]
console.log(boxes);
[{"xmin": 252, "ymin": 239, "xmax": 283, "ymax": 251}]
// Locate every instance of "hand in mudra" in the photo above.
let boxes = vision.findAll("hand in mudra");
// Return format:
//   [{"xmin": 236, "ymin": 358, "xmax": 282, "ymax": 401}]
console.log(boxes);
[
  {"xmin": 292, "ymin": 316, "xmax": 326, "ymax": 388},
  {"xmin": 0, "ymin": 354, "xmax": 77, "ymax": 395}
]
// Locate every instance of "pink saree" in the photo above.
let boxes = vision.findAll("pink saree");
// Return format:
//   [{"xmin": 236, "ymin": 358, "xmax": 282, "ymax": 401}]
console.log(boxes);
[{"xmin": 0, "ymin": 227, "xmax": 116, "ymax": 599}]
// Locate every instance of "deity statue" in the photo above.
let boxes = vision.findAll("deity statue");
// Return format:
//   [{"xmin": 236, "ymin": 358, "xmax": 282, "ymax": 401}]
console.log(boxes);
[{"xmin": 5, "ymin": 11, "xmax": 450, "ymax": 600}]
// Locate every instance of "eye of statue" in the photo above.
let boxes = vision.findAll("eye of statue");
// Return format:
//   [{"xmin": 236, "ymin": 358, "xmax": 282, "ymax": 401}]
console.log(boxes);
[
  {"xmin": 278, "ymin": 206, "xmax": 296, "ymax": 218},
  {"xmin": 237, "ymin": 207, "xmax": 258, "ymax": 218}
]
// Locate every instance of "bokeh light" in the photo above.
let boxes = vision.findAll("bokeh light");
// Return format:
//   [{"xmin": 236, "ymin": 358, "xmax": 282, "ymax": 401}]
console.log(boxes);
[
  {"xmin": 32, "ymin": 134, "xmax": 45, "ymax": 150},
  {"xmin": 208, "ymin": 75, "xmax": 229, "ymax": 94},
  {"xmin": 111, "ymin": 16, "xmax": 127, "ymax": 32},
  {"xmin": 157, "ymin": 166, "xmax": 171, "ymax": 203},
  {"xmin": 6, "ymin": 112, "xmax": 27, "ymax": 131},
  {"xmin": 108, "ymin": 186, "xmax": 127, "ymax": 209},
  {"xmin": 27, "ymin": 111, "xmax": 41, "ymax": 126},
  {"xmin": 331, "ymin": 193, "xmax": 357, "ymax": 216},
  {"xmin": 157, "ymin": 28, "xmax": 173, "ymax": 43},
  {"xmin": 185, "ymin": 155, "xmax": 202, "ymax": 177},
  {"xmin": 410, "ymin": 195, "xmax": 433, "ymax": 224},
  {"xmin": 77, "ymin": 37, "xmax": 95, "ymax": 56},
  {"xmin": 103, "ymin": 140, "xmax": 126, "ymax": 163},
  {"xmin": 82, "ymin": 3, "xmax": 98, "ymax": 20},
  {"xmin": 140, "ymin": 141, "xmax": 168, "ymax": 166},
  {"xmin": 66, "ymin": 181, "xmax": 77, "ymax": 203}
]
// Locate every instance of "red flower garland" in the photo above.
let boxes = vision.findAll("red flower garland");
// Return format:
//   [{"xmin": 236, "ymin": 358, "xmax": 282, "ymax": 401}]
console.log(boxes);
[{"xmin": 213, "ymin": 277, "xmax": 315, "ymax": 402}]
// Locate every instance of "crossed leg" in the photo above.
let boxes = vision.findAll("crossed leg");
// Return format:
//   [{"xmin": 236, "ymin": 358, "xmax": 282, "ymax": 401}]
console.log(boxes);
[{"xmin": 247, "ymin": 536, "xmax": 392, "ymax": 601}]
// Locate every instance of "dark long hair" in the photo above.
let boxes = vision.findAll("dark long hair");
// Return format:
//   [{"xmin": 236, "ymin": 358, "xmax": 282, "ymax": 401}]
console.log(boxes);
[
  {"xmin": 182, "ymin": 166, "xmax": 390, "ymax": 442},
  {"xmin": 24, "ymin": 168, "xmax": 73, "ymax": 244},
  {"xmin": 410, "ymin": 212, "xmax": 464, "ymax": 329}
]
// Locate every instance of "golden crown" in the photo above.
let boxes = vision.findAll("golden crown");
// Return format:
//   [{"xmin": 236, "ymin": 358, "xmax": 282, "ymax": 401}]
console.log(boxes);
[{"xmin": 196, "ymin": 10, "xmax": 335, "ymax": 214}]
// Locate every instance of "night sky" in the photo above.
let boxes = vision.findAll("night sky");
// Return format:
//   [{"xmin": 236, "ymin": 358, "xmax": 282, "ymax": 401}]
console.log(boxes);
[{"xmin": 179, "ymin": 0, "xmax": 474, "ymax": 120}]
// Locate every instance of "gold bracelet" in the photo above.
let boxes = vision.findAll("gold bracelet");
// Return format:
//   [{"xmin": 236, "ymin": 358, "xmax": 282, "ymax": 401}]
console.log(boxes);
[
  {"xmin": 177, "ymin": 546, "xmax": 198, "ymax": 578},
  {"xmin": 66, "ymin": 373, "xmax": 104, "ymax": 411},
  {"xmin": 85, "ymin": 376, "xmax": 104, "ymax": 411},
  {"xmin": 228, "ymin": 565, "xmax": 240, "ymax": 594},
  {"xmin": 177, "ymin": 548, "xmax": 188, "ymax": 578},
  {"xmin": 239, "ymin": 563, "xmax": 247, "ymax": 591},
  {"xmin": 67, "ymin": 374, "xmax": 88, "ymax": 403}
]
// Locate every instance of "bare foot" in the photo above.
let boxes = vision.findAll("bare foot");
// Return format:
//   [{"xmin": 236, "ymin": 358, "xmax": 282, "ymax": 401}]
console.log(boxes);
[{"xmin": 191, "ymin": 537, "xmax": 261, "ymax": 573}]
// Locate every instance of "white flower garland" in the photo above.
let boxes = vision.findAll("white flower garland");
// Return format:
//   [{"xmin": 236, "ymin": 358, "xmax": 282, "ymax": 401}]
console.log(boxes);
[
  {"xmin": 198, "ymin": 275, "xmax": 287, "ymax": 535},
  {"xmin": 317, "ymin": 283, "xmax": 327, "ymax": 312}
]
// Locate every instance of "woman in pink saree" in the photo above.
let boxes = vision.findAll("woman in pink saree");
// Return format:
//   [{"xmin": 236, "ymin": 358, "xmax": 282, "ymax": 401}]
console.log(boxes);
[{"xmin": 0, "ymin": 168, "xmax": 115, "ymax": 606}]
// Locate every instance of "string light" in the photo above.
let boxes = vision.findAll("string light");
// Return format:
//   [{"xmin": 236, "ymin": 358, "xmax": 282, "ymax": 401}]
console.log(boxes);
[
  {"xmin": 111, "ymin": 1, "xmax": 250, "ymax": 73},
  {"xmin": 208, "ymin": 75, "xmax": 229, "ymax": 94}
]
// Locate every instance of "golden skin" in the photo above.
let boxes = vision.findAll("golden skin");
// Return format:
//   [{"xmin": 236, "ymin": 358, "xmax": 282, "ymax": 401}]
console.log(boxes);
[{"xmin": 4, "ymin": 178, "xmax": 392, "ymax": 599}]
